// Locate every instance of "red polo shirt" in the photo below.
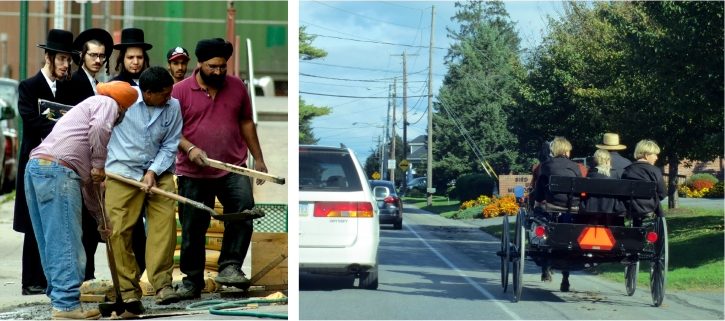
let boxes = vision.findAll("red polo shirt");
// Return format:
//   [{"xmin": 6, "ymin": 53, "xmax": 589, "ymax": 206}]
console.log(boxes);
[{"xmin": 172, "ymin": 68, "xmax": 253, "ymax": 178}]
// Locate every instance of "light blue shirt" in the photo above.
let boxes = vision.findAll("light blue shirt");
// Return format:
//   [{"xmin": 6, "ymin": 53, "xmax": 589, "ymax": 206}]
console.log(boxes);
[{"xmin": 106, "ymin": 87, "xmax": 183, "ymax": 181}]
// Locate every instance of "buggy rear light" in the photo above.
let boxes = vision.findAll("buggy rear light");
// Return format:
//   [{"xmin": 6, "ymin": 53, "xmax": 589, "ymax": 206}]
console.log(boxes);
[
  {"xmin": 383, "ymin": 196, "xmax": 398, "ymax": 204},
  {"xmin": 3, "ymin": 137, "xmax": 11, "ymax": 158},
  {"xmin": 646, "ymin": 231, "xmax": 658, "ymax": 243},
  {"xmin": 580, "ymin": 192, "xmax": 587, "ymax": 198},
  {"xmin": 314, "ymin": 202, "xmax": 374, "ymax": 218},
  {"xmin": 534, "ymin": 226, "xmax": 546, "ymax": 238}
]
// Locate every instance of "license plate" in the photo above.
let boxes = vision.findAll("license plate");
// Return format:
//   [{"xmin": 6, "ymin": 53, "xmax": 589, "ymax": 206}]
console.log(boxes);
[{"xmin": 299, "ymin": 202, "xmax": 312, "ymax": 217}]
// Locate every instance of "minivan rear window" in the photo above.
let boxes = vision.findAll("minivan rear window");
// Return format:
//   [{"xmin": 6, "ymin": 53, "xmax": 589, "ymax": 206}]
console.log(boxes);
[{"xmin": 299, "ymin": 149, "xmax": 363, "ymax": 192}]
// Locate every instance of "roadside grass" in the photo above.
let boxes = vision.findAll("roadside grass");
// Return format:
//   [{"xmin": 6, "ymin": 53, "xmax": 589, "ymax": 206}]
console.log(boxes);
[
  {"xmin": 0, "ymin": 190, "xmax": 14, "ymax": 204},
  {"xmin": 404, "ymin": 195, "xmax": 460, "ymax": 216},
  {"xmin": 479, "ymin": 206, "xmax": 724, "ymax": 291}
]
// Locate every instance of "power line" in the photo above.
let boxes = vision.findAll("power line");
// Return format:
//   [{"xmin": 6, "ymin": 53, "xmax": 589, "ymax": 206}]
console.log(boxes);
[
  {"xmin": 301, "ymin": 91, "xmax": 430, "ymax": 99},
  {"xmin": 312, "ymin": 1, "xmax": 421, "ymax": 29},
  {"xmin": 301, "ymin": 72, "xmax": 396, "ymax": 82},
  {"xmin": 308, "ymin": 33, "xmax": 447, "ymax": 50},
  {"xmin": 302, "ymin": 60, "xmax": 399, "ymax": 73}
]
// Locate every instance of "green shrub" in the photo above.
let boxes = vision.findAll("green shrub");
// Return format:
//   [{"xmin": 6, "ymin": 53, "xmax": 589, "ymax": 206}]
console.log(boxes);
[
  {"xmin": 452, "ymin": 205, "xmax": 484, "ymax": 219},
  {"xmin": 450, "ymin": 174, "xmax": 496, "ymax": 202},
  {"xmin": 686, "ymin": 173, "xmax": 719, "ymax": 186}
]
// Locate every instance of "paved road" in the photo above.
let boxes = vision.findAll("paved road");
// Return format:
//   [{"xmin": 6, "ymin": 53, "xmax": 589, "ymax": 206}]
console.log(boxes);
[{"xmin": 299, "ymin": 204, "xmax": 724, "ymax": 320}]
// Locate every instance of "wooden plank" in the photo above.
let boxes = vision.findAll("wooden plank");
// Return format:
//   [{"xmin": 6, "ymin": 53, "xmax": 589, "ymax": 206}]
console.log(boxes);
[{"xmin": 251, "ymin": 233, "xmax": 288, "ymax": 286}]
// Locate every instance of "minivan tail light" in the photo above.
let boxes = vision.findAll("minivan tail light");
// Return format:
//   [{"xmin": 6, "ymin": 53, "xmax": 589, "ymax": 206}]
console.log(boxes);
[
  {"xmin": 383, "ymin": 196, "xmax": 398, "ymax": 204},
  {"xmin": 314, "ymin": 202, "xmax": 374, "ymax": 218}
]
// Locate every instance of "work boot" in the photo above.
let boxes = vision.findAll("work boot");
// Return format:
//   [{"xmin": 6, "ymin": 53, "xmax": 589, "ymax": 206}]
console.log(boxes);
[
  {"xmin": 118, "ymin": 298, "xmax": 145, "ymax": 318},
  {"xmin": 215, "ymin": 264, "xmax": 251, "ymax": 289},
  {"xmin": 155, "ymin": 286, "xmax": 180, "ymax": 305},
  {"xmin": 51, "ymin": 307, "xmax": 101, "ymax": 320},
  {"xmin": 175, "ymin": 282, "xmax": 201, "ymax": 300}
]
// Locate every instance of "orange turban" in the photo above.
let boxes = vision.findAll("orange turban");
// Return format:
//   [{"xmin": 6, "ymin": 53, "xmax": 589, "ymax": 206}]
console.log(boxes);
[{"xmin": 97, "ymin": 81, "xmax": 138, "ymax": 110}]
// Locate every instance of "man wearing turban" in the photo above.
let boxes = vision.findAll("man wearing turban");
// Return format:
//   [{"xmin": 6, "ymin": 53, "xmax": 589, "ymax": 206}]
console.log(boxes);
[
  {"xmin": 24, "ymin": 81, "xmax": 136, "ymax": 319},
  {"xmin": 172, "ymin": 38, "xmax": 269, "ymax": 300}
]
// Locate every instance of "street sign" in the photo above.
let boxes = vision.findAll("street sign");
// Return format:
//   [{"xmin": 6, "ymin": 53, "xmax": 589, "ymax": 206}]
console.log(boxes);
[
  {"xmin": 387, "ymin": 159, "xmax": 396, "ymax": 170},
  {"xmin": 399, "ymin": 159, "xmax": 409, "ymax": 171},
  {"xmin": 372, "ymin": 171, "xmax": 381, "ymax": 180}
]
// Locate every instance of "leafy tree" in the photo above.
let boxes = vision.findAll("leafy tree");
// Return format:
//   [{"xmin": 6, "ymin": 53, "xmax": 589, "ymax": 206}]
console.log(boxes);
[
  {"xmin": 299, "ymin": 26, "xmax": 330, "ymax": 144},
  {"xmin": 433, "ymin": 0, "xmax": 523, "ymax": 187},
  {"xmin": 364, "ymin": 135, "xmax": 404, "ymax": 185}
]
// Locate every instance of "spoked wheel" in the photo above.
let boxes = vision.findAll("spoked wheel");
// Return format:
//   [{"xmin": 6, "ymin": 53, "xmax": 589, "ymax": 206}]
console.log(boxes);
[
  {"xmin": 625, "ymin": 261, "xmax": 639, "ymax": 296},
  {"xmin": 650, "ymin": 216, "xmax": 668, "ymax": 307},
  {"xmin": 500, "ymin": 215, "xmax": 510, "ymax": 292},
  {"xmin": 512, "ymin": 211, "xmax": 526, "ymax": 302}
]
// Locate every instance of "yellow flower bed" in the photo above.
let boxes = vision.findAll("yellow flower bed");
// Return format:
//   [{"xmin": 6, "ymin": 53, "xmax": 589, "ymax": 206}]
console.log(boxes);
[{"xmin": 482, "ymin": 195, "xmax": 519, "ymax": 218}]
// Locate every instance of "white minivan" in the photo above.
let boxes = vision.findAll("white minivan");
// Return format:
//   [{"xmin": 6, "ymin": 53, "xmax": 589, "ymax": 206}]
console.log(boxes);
[{"xmin": 299, "ymin": 145, "xmax": 380, "ymax": 289}]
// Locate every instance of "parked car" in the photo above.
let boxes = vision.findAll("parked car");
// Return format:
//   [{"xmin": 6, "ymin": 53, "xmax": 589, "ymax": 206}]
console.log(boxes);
[
  {"xmin": 369, "ymin": 180, "xmax": 403, "ymax": 229},
  {"xmin": 404, "ymin": 176, "xmax": 427, "ymax": 195},
  {"xmin": 0, "ymin": 78, "xmax": 19, "ymax": 194},
  {"xmin": 299, "ymin": 145, "xmax": 380, "ymax": 289}
]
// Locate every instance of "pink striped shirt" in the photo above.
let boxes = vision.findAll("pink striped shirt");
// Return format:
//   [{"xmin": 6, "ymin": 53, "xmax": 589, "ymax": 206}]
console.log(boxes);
[{"xmin": 30, "ymin": 95, "xmax": 120, "ymax": 220}]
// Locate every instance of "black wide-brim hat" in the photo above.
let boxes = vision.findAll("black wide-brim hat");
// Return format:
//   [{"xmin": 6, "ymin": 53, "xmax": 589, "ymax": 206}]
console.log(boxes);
[
  {"xmin": 37, "ymin": 29, "xmax": 75, "ymax": 54},
  {"xmin": 113, "ymin": 28, "xmax": 153, "ymax": 51},
  {"xmin": 72, "ymin": 28, "xmax": 114, "ymax": 64}
]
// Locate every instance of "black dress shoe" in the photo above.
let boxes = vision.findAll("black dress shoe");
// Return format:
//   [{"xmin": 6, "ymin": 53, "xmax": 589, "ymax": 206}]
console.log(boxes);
[{"xmin": 22, "ymin": 285, "xmax": 46, "ymax": 295}]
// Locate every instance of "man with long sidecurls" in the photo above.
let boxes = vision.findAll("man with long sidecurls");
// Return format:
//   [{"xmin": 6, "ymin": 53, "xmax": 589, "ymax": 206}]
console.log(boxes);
[{"xmin": 14, "ymin": 29, "xmax": 74, "ymax": 296}]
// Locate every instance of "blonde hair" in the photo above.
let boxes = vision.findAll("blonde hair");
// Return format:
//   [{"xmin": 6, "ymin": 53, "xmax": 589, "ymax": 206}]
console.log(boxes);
[
  {"xmin": 550, "ymin": 136, "xmax": 572, "ymax": 157},
  {"xmin": 633, "ymin": 139, "xmax": 661, "ymax": 160},
  {"xmin": 593, "ymin": 149, "xmax": 611, "ymax": 177}
]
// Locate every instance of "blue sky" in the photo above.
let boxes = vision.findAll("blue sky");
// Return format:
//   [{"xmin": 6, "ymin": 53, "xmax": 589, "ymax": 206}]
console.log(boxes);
[{"xmin": 300, "ymin": 1, "xmax": 565, "ymax": 163}]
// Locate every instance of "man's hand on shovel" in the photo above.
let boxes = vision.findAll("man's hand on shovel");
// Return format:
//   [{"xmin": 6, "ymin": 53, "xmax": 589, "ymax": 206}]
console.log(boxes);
[
  {"xmin": 188, "ymin": 146, "xmax": 209, "ymax": 167},
  {"xmin": 93, "ymin": 183, "xmax": 112, "ymax": 242},
  {"xmin": 254, "ymin": 160, "xmax": 268, "ymax": 186},
  {"xmin": 140, "ymin": 170, "xmax": 157, "ymax": 194}
]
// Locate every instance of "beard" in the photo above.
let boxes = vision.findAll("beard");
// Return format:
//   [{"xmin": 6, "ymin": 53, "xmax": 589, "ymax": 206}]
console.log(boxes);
[
  {"xmin": 199, "ymin": 69, "xmax": 226, "ymax": 89},
  {"xmin": 120, "ymin": 68, "xmax": 143, "ymax": 80}
]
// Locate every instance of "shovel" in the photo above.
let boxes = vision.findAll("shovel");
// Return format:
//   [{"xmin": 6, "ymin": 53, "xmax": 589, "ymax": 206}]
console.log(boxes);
[
  {"xmin": 205, "ymin": 158, "xmax": 285, "ymax": 185},
  {"xmin": 95, "ymin": 186, "xmax": 144, "ymax": 317},
  {"xmin": 105, "ymin": 172, "xmax": 265, "ymax": 222}
]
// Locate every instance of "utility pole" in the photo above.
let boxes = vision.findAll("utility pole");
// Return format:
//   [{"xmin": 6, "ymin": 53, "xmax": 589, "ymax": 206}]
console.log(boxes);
[
  {"xmin": 426, "ymin": 5, "xmax": 435, "ymax": 206},
  {"xmin": 378, "ymin": 135, "xmax": 384, "ymax": 177},
  {"xmin": 385, "ymin": 85, "xmax": 391, "ymax": 180},
  {"xmin": 403, "ymin": 51, "xmax": 408, "ymax": 192},
  {"xmin": 389, "ymin": 80, "xmax": 396, "ymax": 183}
]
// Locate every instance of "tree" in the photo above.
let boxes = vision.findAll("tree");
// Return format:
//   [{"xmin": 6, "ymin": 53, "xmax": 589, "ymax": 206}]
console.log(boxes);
[
  {"xmin": 433, "ymin": 0, "xmax": 523, "ymax": 188},
  {"xmin": 515, "ymin": 2, "xmax": 723, "ymax": 208},
  {"xmin": 299, "ymin": 26, "xmax": 330, "ymax": 144},
  {"xmin": 364, "ymin": 135, "xmax": 404, "ymax": 185}
]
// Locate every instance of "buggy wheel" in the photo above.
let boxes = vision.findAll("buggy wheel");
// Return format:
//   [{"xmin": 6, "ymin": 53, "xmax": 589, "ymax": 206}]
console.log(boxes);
[
  {"xmin": 625, "ymin": 261, "xmax": 639, "ymax": 296},
  {"xmin": 650, "ymin": 217, "xmax": 668, "ymax": 307},
  {"xmin": 512, "ymin": 211, "xmax": 526, "ymax": 302},
  {"xmin": 500, "ymin": 215, "xmax": 510, "ymax": 292}
]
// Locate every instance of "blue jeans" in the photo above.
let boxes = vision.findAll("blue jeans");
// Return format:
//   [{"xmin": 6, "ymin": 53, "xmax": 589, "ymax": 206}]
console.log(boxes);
[
  {"xmin": 178, "ymin": 173, "xmax": 254, "ymax": 289},
  {"xmin": 24, "ymin": 159, "xmax": 85, "ymax": 311}
]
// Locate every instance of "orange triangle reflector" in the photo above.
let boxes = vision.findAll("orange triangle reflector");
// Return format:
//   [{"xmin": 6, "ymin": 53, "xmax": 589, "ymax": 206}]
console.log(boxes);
[{"xmin": 577, "ymin": 226, "xmax": 615, "ymax": 251}]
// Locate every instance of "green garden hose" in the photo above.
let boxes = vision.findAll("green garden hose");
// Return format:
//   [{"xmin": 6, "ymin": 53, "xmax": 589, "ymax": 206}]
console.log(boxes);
[{"xmin": 186, "ymin": 298, "xmax": 288, "ymax": 319}]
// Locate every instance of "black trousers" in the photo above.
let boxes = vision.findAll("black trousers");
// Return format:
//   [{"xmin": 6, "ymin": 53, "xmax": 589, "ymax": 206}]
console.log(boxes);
[
  {"xmin": 178, "ymin": 174, "xmax": 254, "ymax": 289},
  {"xmin": 21, "ymin": 230, "xmax": 46, "ymax": 288}
]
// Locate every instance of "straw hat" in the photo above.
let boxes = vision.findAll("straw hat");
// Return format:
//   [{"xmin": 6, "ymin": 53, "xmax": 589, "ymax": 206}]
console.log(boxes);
[{"xmin": 596, "ymin": 133, "xmax": 626, "ymax": 150}]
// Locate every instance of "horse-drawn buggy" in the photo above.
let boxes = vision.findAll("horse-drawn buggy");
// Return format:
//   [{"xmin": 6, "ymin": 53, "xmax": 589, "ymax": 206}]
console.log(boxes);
[{"xmin": 499, "ymin": 175, "xmax": 668, "ymax": 306}]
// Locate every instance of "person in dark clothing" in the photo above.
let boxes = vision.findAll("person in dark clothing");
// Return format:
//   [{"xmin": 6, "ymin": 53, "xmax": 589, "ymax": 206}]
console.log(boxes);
[
  {"xmin": 14, "ymin": 29, "xmax": 74, "ymax": 296},
  {"xmin": 110, "ymin": 27, "xmax": 153, "ymax": 276},
  {"xmin": 57, "ymin": 28, "xmax": 115, "ymax": 282},
  {"xmin": 622, "ymin": 140, "xmax": 666, "ymax": 226},
  {"xmin": 533, "ymin": 136, "xmax": 582, "ymax": 292},
  {"xmin": 534, "ymin": 137, "xmax": 583, "ymax": 210},
  {"xmin": 582, "ymin": 149, "xmax": 626, "ymax": 215},
  {"xmin": 112, "ymin": 28, "xmax": 152, "ymax": 86},
  {"xmin": 595, "ymin": 132, "xmax": 632, "ymax": 178}
]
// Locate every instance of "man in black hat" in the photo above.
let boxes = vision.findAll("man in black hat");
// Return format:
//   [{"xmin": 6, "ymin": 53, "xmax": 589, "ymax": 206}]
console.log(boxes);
[
  {"xmin": 112, "ymin": 28, "xmax": 152, "ymax": 86},
  {"xmin": 172, "ymin": 38, "xmax": 269, "ymax": 300},
  {"xmin": 14, "ymin": 29, "xmax": 75, "ymax": 296},
  {"xmin": 167, "ymin": 46, "xmax": 190, "ymax": 84},
  {"xmin": 58, "ymin": 28, "xmax": 114, "ymax": 106},
  {"xmin": 55, "ymin": 28, "xmax": 114, "ymax": 283}
]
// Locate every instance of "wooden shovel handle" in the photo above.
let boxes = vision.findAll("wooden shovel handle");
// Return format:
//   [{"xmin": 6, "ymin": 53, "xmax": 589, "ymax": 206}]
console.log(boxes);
[{"xmin": 205, "ymin": 158, "xmax": 286, "ymax": 185}]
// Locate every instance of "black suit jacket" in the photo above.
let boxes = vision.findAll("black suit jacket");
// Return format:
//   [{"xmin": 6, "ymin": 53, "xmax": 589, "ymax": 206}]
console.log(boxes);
[
  {"xmin": 13, "ymin": 71, "xmax": 58, "ymax": 233},
  {"xmin": 57, "ymin": 69, "xmax": 96, "ymax": 106},
  {"xmin": 111, "ymin": 72, "xmax": 139, "ymax": 87}
]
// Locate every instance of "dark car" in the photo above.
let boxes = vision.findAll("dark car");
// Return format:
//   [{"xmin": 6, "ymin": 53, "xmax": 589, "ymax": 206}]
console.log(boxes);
[
  {"xmin": 0, "ymin": 78, "xmax": 19, "ymax": 194},
  {"xmin": 369, "ymin": 180, "xmax": 403, "ymax": 229}
]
